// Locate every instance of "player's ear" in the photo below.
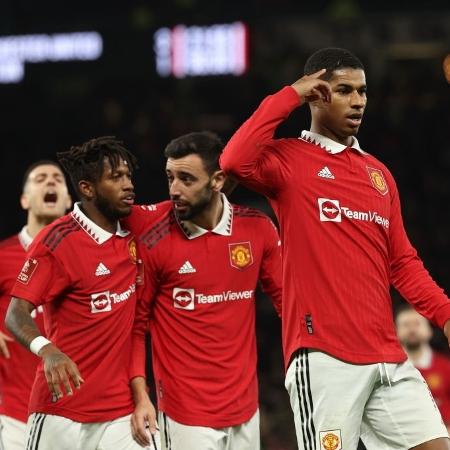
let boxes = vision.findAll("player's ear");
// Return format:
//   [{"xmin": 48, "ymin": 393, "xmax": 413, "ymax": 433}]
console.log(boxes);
[
  {"xmin": 20, "ymin": 193, "xmax": 30, "ymax": 211},
  {"xmin": 78, "ymin": 180, "xmax": 95, "ymax": 200},
  {"xmin": 211, "ymin": 170, "xmax": 226, "ymax": 193},
  {"xmin": 222, "ymin": 175, "xmax": 239, "ymax": 197}
]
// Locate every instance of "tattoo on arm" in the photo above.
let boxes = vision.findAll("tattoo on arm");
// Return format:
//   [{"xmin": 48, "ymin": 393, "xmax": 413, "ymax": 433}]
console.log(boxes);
[{"xmin": 5, "ymin": 297, "xmax": 42, "ymax": 349}]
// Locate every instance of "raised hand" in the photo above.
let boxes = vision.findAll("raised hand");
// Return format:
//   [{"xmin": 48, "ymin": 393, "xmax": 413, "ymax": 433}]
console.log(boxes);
[{"xmin": 291, "ymin": 69, "xmax": 332, "ymax": 104}]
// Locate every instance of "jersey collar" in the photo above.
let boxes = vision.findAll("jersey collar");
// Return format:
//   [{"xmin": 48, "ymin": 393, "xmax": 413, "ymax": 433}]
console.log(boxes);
[
  {"xmin": 177, "ymin": 193, "xmax": 233, "ymax": 240},
  {"xmin": 414, "ymin": 345, "xmax": 433, "ymax": 370},
  {"xmin": 300, "ymin": 130, "xmax": 367, "ymax": 155},
  {"xmin": 71, "ymin": 202, "xmax": 130, "ymax": 244},
  {"xmin": 18, "ymin": 226, "xmax": 33, "ymax": 251}
]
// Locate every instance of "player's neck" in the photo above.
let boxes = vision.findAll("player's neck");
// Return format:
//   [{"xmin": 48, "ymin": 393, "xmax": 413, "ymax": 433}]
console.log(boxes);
[
  {"xmin": 190, "ymin": 193, "xmax": 224, "ymax": 230},
  {"xmin": 80, "ymin": 202, "xmax": 118, "ymax": 234},
  {"xmin": 26, "ymin": 213, "xmax": 55, "ymax": 238},
  {"xmin": 310, "ymin": 122, "xmax": 354, "ymax": 147},
  {"xmin": 408, "ymin": 343, "xmax": 430, "ymax": 365}
]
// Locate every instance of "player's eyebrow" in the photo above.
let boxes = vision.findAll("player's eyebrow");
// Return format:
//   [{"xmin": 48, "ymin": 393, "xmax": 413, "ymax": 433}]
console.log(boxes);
[
  {"xmin": 335, "ymin": 83, "xmax": 367, "ymax": 90},
  {"xmin": 177, "ymin": 170, "xmax": 197, "ymax": 179}
]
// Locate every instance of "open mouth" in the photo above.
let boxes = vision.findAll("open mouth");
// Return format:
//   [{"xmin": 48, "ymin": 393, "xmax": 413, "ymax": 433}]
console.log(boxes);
[{"xmin": 43, "ymin": 191, "xmax": 58, "ymax": 207}]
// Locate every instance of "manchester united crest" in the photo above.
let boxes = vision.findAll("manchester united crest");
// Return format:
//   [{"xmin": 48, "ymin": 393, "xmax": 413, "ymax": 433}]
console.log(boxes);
[
  {"xmin": 320, "ymin": 431, "xmax": 342, "ymax": 450},
  {"xmin": 367, "ymin": 166, "xmax": 388, "ymax": 196},
  {"xmin": 229, "ymin": 242, "xmax": 253, "ymax": 270},
  {"xmin": 128, "ymin": 238, "xmax": 138, "ymax": 264}
]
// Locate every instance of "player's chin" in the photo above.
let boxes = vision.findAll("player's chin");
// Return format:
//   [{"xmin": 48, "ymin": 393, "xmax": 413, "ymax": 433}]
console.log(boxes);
[
  {"xmin": 174, "ymin": 208, "xmax": 191, "ymax": 221},
  {"xmin": 116, "ymin": 205, "xmax": 132, "ymax": 218},
  {"xmin": 41, "ymin": 211, "xmax": 64, "ymax": 222}
]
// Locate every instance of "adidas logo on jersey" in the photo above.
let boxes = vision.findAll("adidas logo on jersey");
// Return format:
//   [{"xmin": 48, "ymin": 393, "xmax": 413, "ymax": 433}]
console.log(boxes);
[
  {"xmin": 178, "ymin": 261, "xmax": 196, "ymax": 274},
  {"xmin": 317, "ymin": 166, "xmax": 335, "ymax": 179},
  {"xmin": 95, "ymin": 262, "xmax": 111, "ymax": 276}
]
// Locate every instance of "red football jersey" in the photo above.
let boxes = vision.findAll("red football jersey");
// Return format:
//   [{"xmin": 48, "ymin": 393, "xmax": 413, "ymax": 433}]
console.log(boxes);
[
  {"xmin": 128, "ymin": 195, "xmax": 282, "ymax": 428},
  {"xmin": 0, "ymin": 228, "xmax": 45, "ymax": 423},
  {"xmin": 221, "ymin": 86, "xmax": 450, "ymax": 368},
  {"xmin": 10, "ymin": 203, "xmax": 141, "ymax": 423},
  {"xmin": 417, "ymin": 349, "xmax": 450, "ymax": 424}
]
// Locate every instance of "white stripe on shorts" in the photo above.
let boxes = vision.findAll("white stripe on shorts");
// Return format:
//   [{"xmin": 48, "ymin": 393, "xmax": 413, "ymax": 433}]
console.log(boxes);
[
  {"xmin": 295, "ymin": 350, "xmax": 316, "ymax": 450},
  {"xmin": 26, "ymin": 413, "xmax": 46, "ymax": 450}
]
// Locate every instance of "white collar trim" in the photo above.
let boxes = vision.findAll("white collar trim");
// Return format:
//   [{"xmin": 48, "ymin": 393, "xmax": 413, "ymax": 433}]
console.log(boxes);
[
  {"xmin": 178, "ymin": 194, "xmax": 233, "ymax": 240},
  {"xmin": 18, "ymin": 226, "xmax": 33, "ymax": 251},
  {"xmin": 71, "ymin": 202, "xmax": 130, "ymax": 244},
  {"xmin": 300, "ymin": 130, "xmax": 367, "ymax": 155},
  {"xmin": 414, "ymin": 346, "xmax": 433, "ymax": 369}
]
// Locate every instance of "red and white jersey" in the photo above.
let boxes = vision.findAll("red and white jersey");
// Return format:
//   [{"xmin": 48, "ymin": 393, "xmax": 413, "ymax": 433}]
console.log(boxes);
[
  {"xmin": 10, "ymin": 203, "xmax": 141, "ymax": 423},
  {"xmin": 415, "ymin": 347, "xmax": 450, "ymax": 424},
  {"xmin": 128, "ymin": 195, "xmax": 282, "ymax": 428},
  {"xmin": 221, "ymin": 86, "xmax": 450, "ymax": 369},
  {"xmin": 0, "ymin": 228, "xmax": 45, "ymax": 423}
]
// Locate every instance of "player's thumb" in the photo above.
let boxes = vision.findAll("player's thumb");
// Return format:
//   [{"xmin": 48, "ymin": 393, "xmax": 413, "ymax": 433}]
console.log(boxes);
[{"xmin": 148, "ymin": 414, "xmax": 158, "ymax": 435}]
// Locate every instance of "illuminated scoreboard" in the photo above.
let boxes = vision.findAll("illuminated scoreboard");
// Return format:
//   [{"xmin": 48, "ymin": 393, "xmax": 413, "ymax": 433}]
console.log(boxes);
[
  {"xmin": 0, "ymin": 32, "xmax": 103, "ymax": 84},
  {"xmin": 0, "ymin": 22, "xmax": 249, "ymax": 85},
  {"xmin": 154, "ymin": 22, "xmax": 248, "ymax": 78}
]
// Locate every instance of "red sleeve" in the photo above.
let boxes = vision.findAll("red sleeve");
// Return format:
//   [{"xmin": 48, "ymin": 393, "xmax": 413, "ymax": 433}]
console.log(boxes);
[
  {"xmin": 122, "ymin": 202, "xmax": 172, "ymax": 237},
  {"xmin": 389, "ymin": 178, "xmax": 450, "ymax": 329},
  {"xmin": 129, "ymin": 252, "xmax": 160, "ymax": 380},
  {"xmin": 258, "ymin": 218, "xmax": 282, "ymax": 317},
  {"xmin": 220, "ymin": 86, "xmax": 301, "ymax": 198},
  {"xmin": 10, "ymin": 242, "xmax": 70, "ymax": 306}
]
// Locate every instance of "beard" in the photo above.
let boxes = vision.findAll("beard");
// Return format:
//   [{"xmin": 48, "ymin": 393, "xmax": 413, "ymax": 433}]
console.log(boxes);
[
  {"xmin": 173, "ymin": 182, "xmax": 213, "ymax": 221},
  {"xmin": 94, "ymin": 193, "xmax": 130, "ymax": 222}
]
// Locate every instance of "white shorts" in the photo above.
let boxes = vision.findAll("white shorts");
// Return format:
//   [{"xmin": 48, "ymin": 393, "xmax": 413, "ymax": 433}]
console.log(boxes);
[
  {"xmin": 25, "ymin": 413, "xmax": 160, "ymax": 450},
  {"xmin": 159, "ymin": 410, "xmax": 260, "ymax": 450},
  {"xmin": 285, "ymin": 349, "xmax": 449, "ymax": 450},
  {"xmin": 0, "ymin": 415, "xmax": 27, "ymax": 450}
]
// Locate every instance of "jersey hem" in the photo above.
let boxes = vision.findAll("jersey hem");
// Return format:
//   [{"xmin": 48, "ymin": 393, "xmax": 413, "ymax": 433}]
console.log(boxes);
[
  {"xmin": 0, "ymin": 408, "xmax": 28, "ymax": 424},
  {"xmin": 29, "ymin": 404, "xmax": 134, "ymax": 423},
  {"xmin": 160, "ymin": 404, "xmax": 258, "ymax": 428},
  {"xmin": 285, "ymin": 339, "xmax": 407, "ymax": 370}
]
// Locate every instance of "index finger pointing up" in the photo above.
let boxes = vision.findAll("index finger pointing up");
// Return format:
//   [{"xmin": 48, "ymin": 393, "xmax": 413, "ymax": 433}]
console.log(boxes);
[{"xmin": 309, "ymin": 68, "xmax": 327, "ymax": 78}]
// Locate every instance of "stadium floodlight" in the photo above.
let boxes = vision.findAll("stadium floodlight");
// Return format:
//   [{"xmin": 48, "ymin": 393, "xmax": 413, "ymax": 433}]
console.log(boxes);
[
  {"xmin": 0, "ymin": 32, "xmax": 103, "ymax": 84},
  {"xmin": 154, "ymin": 22, "xmax": 248, "ymax": 78}
]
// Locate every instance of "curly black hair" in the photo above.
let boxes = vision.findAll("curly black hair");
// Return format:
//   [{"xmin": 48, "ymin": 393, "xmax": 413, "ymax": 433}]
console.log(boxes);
[{"xmin": 57, "ymin": 136, "xmax": 138, "ymax": 194}]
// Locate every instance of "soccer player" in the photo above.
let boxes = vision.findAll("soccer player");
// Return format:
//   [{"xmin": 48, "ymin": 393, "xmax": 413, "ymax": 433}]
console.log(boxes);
[
  {"xmin": 220, "ymin": 47, "xmax": 450, "ymax": 450},
  {"xmin": 125, "ymin": 131, "xmax": 282, "ymax": 450},
  {"xmin": 396, "ymin": 305, "xmax": 450, "ymax": 432},
  {"xmin": 0, "ymin": 160, "xmax": 71, "ymax": 449},
  {"xmin": 5, "ymin": 137, "xmax": 157, "ymax": 450}
]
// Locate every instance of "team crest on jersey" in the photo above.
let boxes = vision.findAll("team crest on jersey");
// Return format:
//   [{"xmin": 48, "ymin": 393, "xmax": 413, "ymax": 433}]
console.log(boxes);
[
  {"xmin": 367, "ymin": 166, "xmax": 388, "ymax": 196},
  {"xmin": 17, "ymin": 258, "xmax": 38, "ymax": 284},
  {"xmin": 229, "ymin": 242, "xmax": 253, "ymax": 270},
  {"xmin": 320, "ymin": 430, "xmax": 342, "ymax": 450},
  {"xmin": 128, "ymin": 238, "xmax": 138, "ymax": 264}
]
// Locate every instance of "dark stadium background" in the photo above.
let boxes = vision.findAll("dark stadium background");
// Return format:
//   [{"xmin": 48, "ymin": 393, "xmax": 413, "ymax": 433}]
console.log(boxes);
[{"xmin": 1, "ymin": 1, "xmax": 449, "ymax": 448}]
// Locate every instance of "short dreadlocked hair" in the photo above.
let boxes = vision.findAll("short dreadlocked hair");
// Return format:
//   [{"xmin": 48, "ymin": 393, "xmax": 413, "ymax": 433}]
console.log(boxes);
[
  {"xmin": 304, "ymin": 48, "xmax": 364, "ymax": 80},
  {"xmin": 57, "ymin": 136, "xmax": 138, "ymax": 195},
  {"xmin": 164, "ymin": 131, "xmax": 223, "ymax": 175}
]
